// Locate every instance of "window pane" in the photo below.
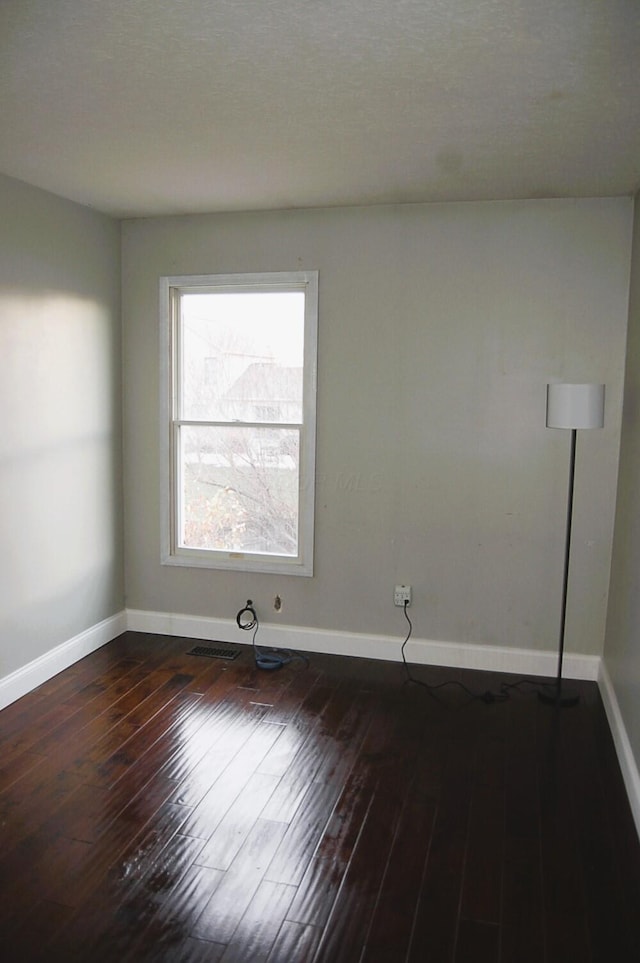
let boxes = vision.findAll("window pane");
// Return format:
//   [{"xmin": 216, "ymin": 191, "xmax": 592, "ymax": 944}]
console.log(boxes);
[
  {"xmin": 181, "ymin": 291, "xmax": 304, "ymax": 423},
  {"xmin": 179, "ymin": 425, "xmax": 300, "ymax": 556}
]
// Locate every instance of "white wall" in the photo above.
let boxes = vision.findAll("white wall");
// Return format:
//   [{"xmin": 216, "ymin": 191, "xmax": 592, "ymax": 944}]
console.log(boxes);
[
  {"xmin": 605, "ymin": 194, "xmax": 640, "ymax": 768},
  {"xmin": 0, "ymin": 174, "xmax": 124, "ymax": 678},
  {"xmin": 122, "ymin": 198, "xmax": 631, "ymax": 659}
]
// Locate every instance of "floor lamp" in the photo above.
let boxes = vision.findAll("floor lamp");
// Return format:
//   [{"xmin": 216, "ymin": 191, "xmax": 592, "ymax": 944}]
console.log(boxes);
[{"xmin": 540, "ymin": 382, "xmax": 605, "ymax": 708}]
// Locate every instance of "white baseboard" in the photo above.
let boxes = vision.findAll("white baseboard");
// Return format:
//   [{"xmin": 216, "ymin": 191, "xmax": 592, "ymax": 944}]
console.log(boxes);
[
  {"xmin": 125, "ymin": 607, "xmax": 600, "ymax": 681},
  {"xmin": 0, "ymin": 610, "xmax": 127, "ymax": 711},
  {"xmin": 598, "ymin": 662, "xmax": 640, "ymax": 839},
  {"xmin": 0, "ymin": 607, "xmax": 601, "ymax": 716}
]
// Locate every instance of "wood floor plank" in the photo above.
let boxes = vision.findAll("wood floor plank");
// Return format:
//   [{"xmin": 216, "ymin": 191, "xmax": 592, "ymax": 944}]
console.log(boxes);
[
  {"xmin": 181, "ymin": 722, "xmax": 285, "ymax": 840},
  {"xmin": 591, "ymin": 691, "xmax": 640, "ymax": 899},
  {"xmin": 0, "ymin": 650, "xmax": 127, "ymax": 735},
  {"xmin": 218, "ymin": 879, "xmax": 296, "ymax": 963},
  {"xmin": 121, "ymin": 863, "xmax": 225, "ymax": 961},
  {"xmin": 291, "ymin": 701, "xmax": 412, "ymax": 962},
  {"xmin": 33, "ymin": 660, "xmax": 162, "ymax": 753},
  {"xmin": 0, "ymin": 632, "xmax": 638, "ymax": 963},
  {"xmin": 0, "ymin": 765, "xmax": 83, "ymax": 852},
  {"xmin": 458, "ymin": 780, "xmax": 504, "ymax": 925},
  {"xmin": 259, "ymin": 666, "xmax": 324, "ymax": 727},
  {"xmin": 504, "ymin": 696, "xmax": 540, "ymax": 841},
  {"xmin": 500, "ymin": 835, "xmax": 544, "ymax": 963},
  {"xmin": 46, "ymin": 821, "xmax": 205, "ymax": 961},
  {"xmin": 67, "ymin": 812, "xmax": 198, "ymax": 960},
  {"xmin": 0, "ymin": 828, "xmax": 93, "ymax": 942},
  {"xmin": 264, "ymin": 920, "xmax": 321, "ymax": 963},
  {"xmin": 73, "ymin": 681, "xmax": 202, "ymax": 786},
  {"xmin": 256, "ymin": 717, "xmax": 312, "ymax": 778},
  {"xmin": 454, "ymin": 920, "xmax": 499, "ymax": 963},
  {"xmin": 406, "ymin": 829, "xmax": 467, "ymax": 963},
  {"xmin": 168, "ymin": 702, "xmax": 270, "ymax": 808},
  {"xmin": 33, "ymin": 779, "xmax": 182, "ymax": 917},
  {"xmin": 28, "ymin": 666, "xmax": 194, "ymax": 782},
  {"xmin": 285, "ymin": 766, "xmax": 379, "ymax": 926},
  {"xmin": 311, "ymin": 785, "xmax": 406, "ymax": 963},
  {"xmin": 192, "ymin": 818, "xmax": 289, "ymax": 943},
  {"xmin": 559, "ymin": 707, "xmax": 635, "ymax": 961},
  {"xmin": 259, "ymin": 681, "xmax": 364, "ymax": 828},
  {"xmin": 0, "ymin": 898, "xmax": 75, "ymax": 962},
  {"xmin": 2, "ymin": 702, "xmax": 79, "ymax": 759},
  {"xmin": 147, "ymin": 937, "xmax": 227, "ymax": 962},
  {"xmin": 263, "ymin": 690, "xmax": 374, "ymax": 888},
  {"xmin": 196, "ymin": 771, "xmax": 282, "ymax": 870},
  {"xmin": 360, "ymin": 793, "xmax": 437, "ymax": 963},
  {"xmin": 264, "ymin": 773, "xmax": 348, "ymax": 889},
  {"xmin": 537, "ymin": 722, "xmax": 591, "ymax": 963},
  {"xmin": 0, "ymin": 749, "xmax": 47, "ymax": 794},
  {"xmin": 254, "ymin": 676, "xmax": 343, "ymax": 785}
]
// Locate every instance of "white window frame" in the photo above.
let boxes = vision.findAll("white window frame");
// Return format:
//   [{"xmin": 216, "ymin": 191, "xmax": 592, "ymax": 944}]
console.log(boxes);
[{"xmin": 159, "ymin": 271, "xmax": 318, "ymax": 576}]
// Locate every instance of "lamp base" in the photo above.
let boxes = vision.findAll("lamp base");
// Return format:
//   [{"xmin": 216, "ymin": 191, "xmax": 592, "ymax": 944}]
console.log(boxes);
[{"xmin": 538, "ymin": 686, "xmax": 580, "ymax": 708}]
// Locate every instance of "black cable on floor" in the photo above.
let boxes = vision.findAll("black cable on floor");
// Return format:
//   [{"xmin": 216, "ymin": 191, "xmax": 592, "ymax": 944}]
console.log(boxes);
[
  {"xmin": 236, "ymin": 600, "xmax": 309, "ymax": 671},
  {"xmin": 498, "ymin": 677, "xmax": 557, "ymax": 697},
  {"xmin": 399, "ymin": 601, "xmax": 508, "ymax": 705}
]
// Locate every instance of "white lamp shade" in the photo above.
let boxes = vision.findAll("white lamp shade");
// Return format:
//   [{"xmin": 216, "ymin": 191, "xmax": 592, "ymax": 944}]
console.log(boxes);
[{"xmin": 546, "ymin": 383, "xmax": 605, "ymax": 429}]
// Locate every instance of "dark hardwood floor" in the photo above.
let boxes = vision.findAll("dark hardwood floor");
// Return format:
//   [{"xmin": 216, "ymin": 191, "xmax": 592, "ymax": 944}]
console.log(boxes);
[{"xmin": 0, "ymin": 631, "xmax": 638, "ymax": 962}]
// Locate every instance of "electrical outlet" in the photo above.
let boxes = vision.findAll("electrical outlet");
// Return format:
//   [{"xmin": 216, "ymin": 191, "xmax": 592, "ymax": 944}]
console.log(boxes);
[{"xmin": 394, "ymin": 585, "xmax": 412, "ymax": 606}]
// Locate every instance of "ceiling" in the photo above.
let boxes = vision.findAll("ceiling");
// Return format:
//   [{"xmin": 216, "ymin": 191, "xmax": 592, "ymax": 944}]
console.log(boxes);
[{"xmin": 1, "ymin": 0, "xmax": 639, "ymax": 219}]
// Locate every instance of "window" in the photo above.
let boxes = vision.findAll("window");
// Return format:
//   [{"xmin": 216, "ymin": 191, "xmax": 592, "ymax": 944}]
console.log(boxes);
[{"xmin": 160, "ymin": 271, "xmax": 318, "ymax": 576}]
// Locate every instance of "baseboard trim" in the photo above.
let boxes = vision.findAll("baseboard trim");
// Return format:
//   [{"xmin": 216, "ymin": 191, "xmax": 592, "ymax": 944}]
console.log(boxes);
[
  {"xmin": 598, "ymin": 662, "xmax": 640, "ymax": 840},
  {"xmin": 125, "ymin": 608, "xmax": 600, "ymax": 681},
  {"xmin": 0, "ymin": 611, "xmax": 127, "ymax": 711}
]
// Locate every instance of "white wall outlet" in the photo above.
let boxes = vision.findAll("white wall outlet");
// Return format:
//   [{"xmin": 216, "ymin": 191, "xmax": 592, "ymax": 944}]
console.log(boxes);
[{"xmin": 394, "ymin": 585, "xmax": 412, "ymax": 606}]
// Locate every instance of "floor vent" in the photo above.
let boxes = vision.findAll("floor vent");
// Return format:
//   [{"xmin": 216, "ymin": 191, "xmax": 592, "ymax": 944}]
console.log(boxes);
[{"xmin": 187, "ymin": 644, "xmax": 241, "ymax": 661}]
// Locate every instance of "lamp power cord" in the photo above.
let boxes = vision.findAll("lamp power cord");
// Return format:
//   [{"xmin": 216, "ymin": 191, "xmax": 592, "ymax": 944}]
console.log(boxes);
[{"xmin": 400, "ymin": 601, "xmax": 508, "ymax": 705}]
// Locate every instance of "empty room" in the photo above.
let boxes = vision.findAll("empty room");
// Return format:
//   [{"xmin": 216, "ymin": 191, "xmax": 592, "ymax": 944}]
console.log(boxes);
[{"xmin": 1, "ymin": 2, "xmax": 639, "ymax": 961}]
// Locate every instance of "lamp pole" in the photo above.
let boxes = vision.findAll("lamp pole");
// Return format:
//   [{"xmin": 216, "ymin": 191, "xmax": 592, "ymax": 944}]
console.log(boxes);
[{"xmin": 539, "ymin": 428, "xmax": 579, "ymax": 707}]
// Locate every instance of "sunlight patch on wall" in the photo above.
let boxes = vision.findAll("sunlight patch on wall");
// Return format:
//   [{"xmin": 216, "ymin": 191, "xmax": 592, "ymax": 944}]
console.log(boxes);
[{"xmin": 0, "ymin": 290, "xmax": 120, "ymax": 619}]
